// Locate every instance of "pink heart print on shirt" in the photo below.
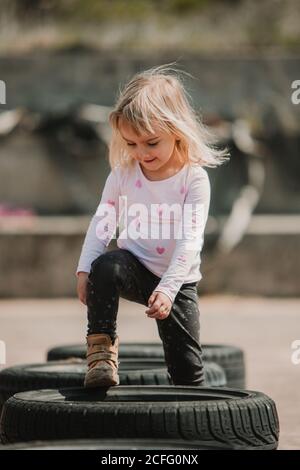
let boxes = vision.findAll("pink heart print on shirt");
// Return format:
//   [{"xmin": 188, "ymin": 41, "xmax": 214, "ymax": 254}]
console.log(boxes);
[
  {"xmin": 135, "ymin": 179, "xmax": 142, "ymax": 188},
  {"xmin": 107, "ymin": 200, "xmax": 115, "ymax": 206},
  {"xmin": 180, "ymin": 185, "xmax": 186, "ymax": 195},
  {"xmin": 156, "ymin": 246, "xmax": 165, "ymax": 255}
]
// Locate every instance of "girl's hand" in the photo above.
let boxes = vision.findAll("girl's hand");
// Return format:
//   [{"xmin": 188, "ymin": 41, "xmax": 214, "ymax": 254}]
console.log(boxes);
[
  {"xmin": 77, "ymin": 272, "xmax": 89, "ymax": 305},
  {"xmin": 146, "ymin": 291, "xmax": 172, "ymax": 320}
]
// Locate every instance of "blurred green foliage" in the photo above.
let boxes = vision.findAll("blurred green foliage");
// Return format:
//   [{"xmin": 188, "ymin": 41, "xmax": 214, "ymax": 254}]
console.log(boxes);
[
  {"xmin": 3, "ymin": 0, "xmax": 241, "ymax": 21},
  {"xmin": 0, "ymin": 0, "xmax": 298, "ymax": 53}
]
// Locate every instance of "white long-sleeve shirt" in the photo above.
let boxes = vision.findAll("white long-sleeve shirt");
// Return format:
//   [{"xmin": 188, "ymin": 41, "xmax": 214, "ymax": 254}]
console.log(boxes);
[{"xmin": 76, "ymin": 159, "xmax": 211, "ymax": 304}]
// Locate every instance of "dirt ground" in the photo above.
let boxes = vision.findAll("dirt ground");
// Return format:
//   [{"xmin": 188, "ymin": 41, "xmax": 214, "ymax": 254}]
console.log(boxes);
[{"xmin": 1, "ymin": 295, "xmax": 299, "ymax": 450}]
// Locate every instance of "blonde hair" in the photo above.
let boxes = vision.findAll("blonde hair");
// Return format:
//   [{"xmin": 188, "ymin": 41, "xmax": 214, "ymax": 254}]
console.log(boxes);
[{"xmin": 108, "ymin": 63, "xmax": 230, "ymax": 170}]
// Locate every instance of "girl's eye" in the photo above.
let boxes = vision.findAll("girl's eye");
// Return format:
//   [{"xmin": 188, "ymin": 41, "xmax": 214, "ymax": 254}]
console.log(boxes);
[{"xmin": 126, "ymin": 142, "xmax": 159, "ymax": 147}]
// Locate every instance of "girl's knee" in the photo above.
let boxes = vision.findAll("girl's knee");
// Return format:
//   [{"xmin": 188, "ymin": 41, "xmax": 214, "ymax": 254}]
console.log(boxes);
[{"xmin": 89, "ymin": 253, "xmax": 123, "ymax": 284}]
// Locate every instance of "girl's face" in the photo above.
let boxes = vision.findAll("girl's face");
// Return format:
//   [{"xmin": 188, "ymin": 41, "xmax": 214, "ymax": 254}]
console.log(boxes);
[{"xmin": 118, "ymin": 119, "xmax": 179, "ymax": 172}]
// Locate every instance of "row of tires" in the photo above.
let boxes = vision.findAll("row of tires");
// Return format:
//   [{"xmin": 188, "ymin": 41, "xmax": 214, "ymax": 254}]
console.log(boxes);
[
  {"xmin": 0, "ymin": 343, "xmax": 245, "ymax": 411},
  {"xmin": 0, "ymin": 343, "xmax": 279, "ymax": 449},
  {"xmin": 46, "ymin": 343, "xmax": 246, "ymax": 389}
]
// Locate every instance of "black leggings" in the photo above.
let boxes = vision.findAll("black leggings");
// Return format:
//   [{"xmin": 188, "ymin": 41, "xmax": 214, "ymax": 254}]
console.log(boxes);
[{"xmin": 86, "ymin": 248, "xmax": 204, "ymax": 386}]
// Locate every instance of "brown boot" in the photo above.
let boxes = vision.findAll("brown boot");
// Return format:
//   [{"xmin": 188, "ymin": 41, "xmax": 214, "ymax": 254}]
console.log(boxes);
[{"xmin": 84, "ymin": 333, "xmax": 119, "ymax": 388}]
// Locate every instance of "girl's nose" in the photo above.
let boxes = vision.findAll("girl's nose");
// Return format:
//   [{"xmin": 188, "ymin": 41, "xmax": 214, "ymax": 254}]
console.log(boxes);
[{"xmin": 138, "ymin": 151, "xmax": 151, "ymax": 162}]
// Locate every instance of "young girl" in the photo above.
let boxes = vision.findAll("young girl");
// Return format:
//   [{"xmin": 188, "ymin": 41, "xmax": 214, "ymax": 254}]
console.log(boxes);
[{"xmin": 76, "ymin": 64, "xmax": 229, "ymax": 388}]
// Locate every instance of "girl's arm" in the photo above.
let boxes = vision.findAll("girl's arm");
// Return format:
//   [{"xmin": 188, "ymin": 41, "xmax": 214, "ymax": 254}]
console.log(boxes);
[
  {"xmin": 153, "ymin": 169, "xmax": 211, "ymax": 304},
  {"xmin": 75, "ymin": 169, "xmax": 121, "ymax": 276}
]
